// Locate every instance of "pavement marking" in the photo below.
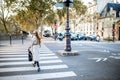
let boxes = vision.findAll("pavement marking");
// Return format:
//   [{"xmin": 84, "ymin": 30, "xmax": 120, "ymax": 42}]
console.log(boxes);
[
  {"xmin": 40, "ymin": 56, "xmax": 59, "ymax": 59},
  {"xmin": 0, "ymin": 60, "xmax": 63, "ymax": 66},
  {"xmin": 88, "ymin": 58, "xmax": 108, "ymax": 62},
  {"xmin": 0, "ymin": 41, "xmax": 77, "ymax": 80},
  {"xmin": 109, "ymin": 56, "xmax": 120, "ymax": 59},
  {"xmin": 0, "ymin": 71, "xmax": 76, "ymax": 80},
  {"xmin": 78, "ymin": 50, "xmax": 109, "ymax": 52},
  {"xmin": 40, "ymin": 60, "xmax": 63, "ymax": 64},
  {"xmin": 0, "ymin": 58, "xmax": 27, "ymax": 61},
  {"xmin": 39, "ymin": 53, "xmax": 56, "ymax": 56},
  {"xmin": 0, "ymin": 56, "xmax": 59, "ymax": 61},
  {"xmin": 0, "ymin": 53, "xmax": 55, "ymax": 56},
  {"xmin": 0, "ymin": 55, "xmax": 27, "ymax": 57},
  {"xmin": 0, "ymin": 64, "xmax": 68, "ymax": 73}
]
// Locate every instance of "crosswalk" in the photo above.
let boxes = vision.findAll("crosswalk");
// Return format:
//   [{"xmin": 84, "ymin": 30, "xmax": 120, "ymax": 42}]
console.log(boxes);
[{"xmin": 0, "ymin": 42, "xmax": 76, "ymax": 80}]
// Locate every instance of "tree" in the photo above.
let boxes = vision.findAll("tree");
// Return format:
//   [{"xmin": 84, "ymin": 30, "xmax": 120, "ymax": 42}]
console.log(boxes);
[
  {"xmin": 13, "ymin": 0, "xmax": 56, "ymax": 36},
  {"xmin": 26, "ymin": 0, "xmax": 55, "ymax": 34},
  {"xmin": 55, "ymin": 0, "xmax": 87, "ymax": 32},
  {"xmin": 44, "ymin": 10, "xmax": 56, "ymax": 36},
  {"xmin": 72, "ymin": 0, "xmax": 87, "ymax": 32},
  {"xmin": 0, "ymin": 0, "xmax": 16, "ymax": 33}
]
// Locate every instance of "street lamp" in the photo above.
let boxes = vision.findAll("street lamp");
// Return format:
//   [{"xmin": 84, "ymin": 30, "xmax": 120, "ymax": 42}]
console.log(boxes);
[
  {"xmin": 63, "ymin": 0, "xmax": 73, "ymax": 51},
  {"xmin": 57, "ymin": 0, "xmax": 78, "ymax": 56}
]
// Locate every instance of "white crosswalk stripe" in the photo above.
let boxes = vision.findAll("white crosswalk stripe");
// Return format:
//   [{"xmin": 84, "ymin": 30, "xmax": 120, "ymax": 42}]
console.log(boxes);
[
  {"xmin": 0, "ymin": 60, "xmax": 63, "ymax": 66},
  {"xmin": 0, "ymin": 56, "xmax": 59, "ymax": 61},
  {"xmin": 0, "ymin": 64, "xmax": 68, "ymax": 72},
  {"xmin": 0, "ymin": 71, "xmax": 76, "ymax": 80},
  {"xmin": 0, "ymin": 42, "xmax": 77, "ymax": 80}
]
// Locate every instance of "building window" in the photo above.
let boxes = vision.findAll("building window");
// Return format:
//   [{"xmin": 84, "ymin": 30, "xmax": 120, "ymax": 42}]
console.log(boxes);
[
  {"xmin": 101, "ymin": 32, "xmax": 104, "ymax": 36},
  {"xmin": 97, "ymin": 27, "xmax": 98, "ymax": 30},
  {"xmin": 102, "ymin": 27, "xmax": 104, "ymax": 31}
]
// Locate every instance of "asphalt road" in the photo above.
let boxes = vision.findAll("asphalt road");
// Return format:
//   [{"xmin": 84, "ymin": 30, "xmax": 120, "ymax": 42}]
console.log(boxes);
[
  {"xmin": 44, "ymin": 38, "xmax": 120, "ymax": 80},
  {"xmin": 0, "ymin": 37, "xmax": 120, "ymax": 80}
]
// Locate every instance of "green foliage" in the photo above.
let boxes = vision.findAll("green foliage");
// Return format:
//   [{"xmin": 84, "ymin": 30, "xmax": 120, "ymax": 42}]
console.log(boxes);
[
  {"xmin": 4, "ymin": 0, "xmax": 16, "ymax": 7},
  {"xmin": 73, "ymin": 0, "xmax": 87, "ymax": 15},
  {"xmin": 27, "ymin": 0, "xmax": 55, "ymax": 17},
  {"xmin": 3, "ymin": 0, "xmax": 87, "ymax": 32},
  {"xmin": 103, "ymin": 37, "xmax": 113, "ymax": 41},
  {"xmin": 56, "ymin": 8, "xmax": 66, "ymax": 21}
]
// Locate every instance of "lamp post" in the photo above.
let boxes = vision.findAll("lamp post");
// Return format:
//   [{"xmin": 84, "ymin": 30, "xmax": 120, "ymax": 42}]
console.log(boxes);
[
  {"xmin": 63, "ymin": 0, "xmax": 73, "ymax": 51},
  {"xmin": 9, "ymin": 33, "xmax": 12, "ymax": 45},
  {"xmin": 20, "ymin": 30, "xmax": 24, "ymax": 44},
  {"xmin": 57, "ymin": 0, "xmax": 78, "ymax": 56}
]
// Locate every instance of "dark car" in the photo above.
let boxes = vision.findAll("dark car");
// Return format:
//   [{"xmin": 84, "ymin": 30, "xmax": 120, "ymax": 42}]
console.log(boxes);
[
  {"xmin": 58, "ymin": 33, "xmax": 65, "ymax": 41},
  {"xmin": 77, "ymin": 32, "xmax": 87, "ymax": 40},
  {"xmin": 87, "ymin": 34, "xmax": 97, "ymax": 41},
  {"xmin": 70, "ymin": 32, "xmax": 77, "ymax": 40},
  {"xmin": 43, "ymin": 30, "xmax": 51, "ymax": 37}
]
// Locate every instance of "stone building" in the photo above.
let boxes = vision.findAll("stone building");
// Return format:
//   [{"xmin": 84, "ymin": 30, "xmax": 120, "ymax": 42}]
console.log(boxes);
[{"xmin": 100, "ymin": 3, "xmax": 120, "ymax": 41}]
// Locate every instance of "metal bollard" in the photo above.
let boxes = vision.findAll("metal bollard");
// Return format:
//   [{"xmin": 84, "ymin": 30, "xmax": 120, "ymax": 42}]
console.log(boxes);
[
  {"xmin": 9, "ymin": 33, "xmax": 12, "ymax": 45},
  {"xmin": 22, "ymin": 35, "xmax": 24, "ymax": 44}
]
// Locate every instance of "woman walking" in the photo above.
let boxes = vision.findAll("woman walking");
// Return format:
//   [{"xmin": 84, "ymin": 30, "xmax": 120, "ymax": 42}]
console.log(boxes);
[{"xmin": 29, "ymin": 30, "xmax": 41, "ymax": 72}]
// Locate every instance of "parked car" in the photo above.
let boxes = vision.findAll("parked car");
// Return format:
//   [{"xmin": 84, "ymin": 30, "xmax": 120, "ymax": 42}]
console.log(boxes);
[
  {"xmin": 58, "ymin": 33, "xmax": 65, "ymax": 41},
  {"xmin": 70, "ymin": 32, "xmax": 78, "ymax": 40},
  {"xmin": 77, "ymin": 32, "xmax": 87, "ymax": 40},
  {"xmin": 87, "ymin": 34, "xmax": 97, "ymax": 41},
  {"xmin": 43, "ymin": 30, "xmax": 51, "ymax": 37}
]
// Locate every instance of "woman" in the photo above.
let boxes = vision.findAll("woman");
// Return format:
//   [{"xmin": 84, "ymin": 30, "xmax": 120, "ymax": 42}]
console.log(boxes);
[{"xmin": 29, "ymin": 30, "xmax": 41, "ymax": 72}]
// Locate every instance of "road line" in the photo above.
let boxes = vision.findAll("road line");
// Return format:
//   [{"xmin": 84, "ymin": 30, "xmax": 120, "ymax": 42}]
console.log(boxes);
[
  {"xmin": 0, "ymin": 53, "xmax": 55, "ymax": 56},
  {"xmin": 0, "ymin": 55, "xmax": 27, "ymax": 57},
  {"xmin": 0, "ymin": 64, "xmax": 68, "ymax": 72},
  {"xmin": 40, "ymin": 56, "xmax": 58, "ymax": 59},
  {"xmin": 40, "ymin": 53, "xmax": 55, "ymax": 56},
  {"xmin": 0, "ymin": 56, "xmax": 58, "ymax": 61},
  {"xmin": 96, "ymin": 58, "xmax": 101, "ymax": 62},
  {"xmin": 0, "ymin": 71, "xmax": 76, "ymax": 80},
  {"xmin": 0, "ymin": 60, "xmax": 63, "ymax": 66},
  {"xmin": 0, "ymin": 58, "xmax": 27, "ymax": 61},
  {"xmin": 103, "ymin": 58, "xmax": 107, "ymax": 61}
]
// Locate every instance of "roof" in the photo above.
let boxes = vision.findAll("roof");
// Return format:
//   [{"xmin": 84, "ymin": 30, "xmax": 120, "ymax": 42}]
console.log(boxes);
[{"xmin": 100, "ymin": 3, "xmax": 120, "ymax": 18}]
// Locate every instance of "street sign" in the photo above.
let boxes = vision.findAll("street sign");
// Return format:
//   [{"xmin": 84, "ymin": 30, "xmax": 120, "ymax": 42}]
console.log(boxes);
[
  {"xmin": 112, "ymin": 29, "xmax": 116, "ymax": 32},
  {"xmin": 53, "ymin": 24, "xmax": 58, "ymax": 28}
]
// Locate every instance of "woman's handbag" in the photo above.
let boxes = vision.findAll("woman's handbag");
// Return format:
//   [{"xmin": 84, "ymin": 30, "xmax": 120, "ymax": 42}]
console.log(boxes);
[{"xmin": 28, "ymin": 48, "xmax": 33, "ymax": 61}]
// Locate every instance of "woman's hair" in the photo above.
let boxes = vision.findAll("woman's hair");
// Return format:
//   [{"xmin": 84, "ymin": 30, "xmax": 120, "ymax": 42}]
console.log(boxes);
[{"xmin": 34, "ymin": 31, "xmax": 41, "ymax": 44}]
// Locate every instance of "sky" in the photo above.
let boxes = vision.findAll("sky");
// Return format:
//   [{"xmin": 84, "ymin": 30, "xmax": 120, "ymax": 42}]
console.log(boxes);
[
  {"xmin": 81, "ymin": 0, "xmax": 94, "ymax": 5},
  {"xmin": 81, "ymin": 0, "xmax": 120, "ymax": 13}
]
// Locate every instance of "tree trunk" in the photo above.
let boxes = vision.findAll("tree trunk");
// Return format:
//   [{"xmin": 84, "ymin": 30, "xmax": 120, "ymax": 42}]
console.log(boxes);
[
  {"xmin": 2, "ymin": 19, "xmax": 8, "ymax": 33},
  {"xmin": 50, "ymin": 26, "xmax": 54, "ymax": 36}
]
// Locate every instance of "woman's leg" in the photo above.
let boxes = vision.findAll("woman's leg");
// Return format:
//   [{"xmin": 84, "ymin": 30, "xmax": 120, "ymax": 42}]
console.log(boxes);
[
  {"xmin": 36, "ymin": 61, "xmax": 40, "ymax": 72},
  {"xmin": 33, "ymin": 61, "xmax": 37, "ymax": 67}
]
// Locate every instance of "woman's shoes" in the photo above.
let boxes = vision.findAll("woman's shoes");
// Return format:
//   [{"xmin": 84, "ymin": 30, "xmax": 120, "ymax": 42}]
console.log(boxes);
[
  {"xmin": 38, "ymin": 67, "xmax": 40, "ymax": 72},
  {"xmin": 32, "ymin": 63, "xmax": 40, "ymax": 72}
]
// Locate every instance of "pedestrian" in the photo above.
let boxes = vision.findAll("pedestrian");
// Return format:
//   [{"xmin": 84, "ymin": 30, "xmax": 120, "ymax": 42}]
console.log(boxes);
[
  {"xmin": 96, "ymin": 35, "xmax": 100, "ymax": 42},
  {"xmin": 29, "ymin": 30, "xmax": 41, "ymax": 72}
]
